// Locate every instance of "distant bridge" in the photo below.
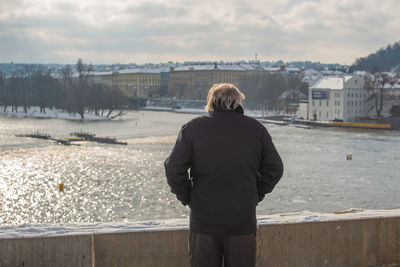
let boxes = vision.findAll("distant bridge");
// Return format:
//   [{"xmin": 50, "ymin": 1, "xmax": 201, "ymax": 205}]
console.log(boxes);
[{"xmin": 132, "ymin": 97, "xmax": 206, "ymax": 109}]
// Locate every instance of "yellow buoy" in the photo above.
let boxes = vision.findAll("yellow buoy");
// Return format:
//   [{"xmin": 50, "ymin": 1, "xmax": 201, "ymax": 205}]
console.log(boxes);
[{"xmin": 59, "ymin": 183, "xmax": 64, "ymax": 192}]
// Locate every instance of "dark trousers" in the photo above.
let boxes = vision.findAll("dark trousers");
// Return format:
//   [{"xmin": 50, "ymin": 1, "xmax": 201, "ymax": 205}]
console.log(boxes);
[{"xmin": 189, "ymin": 231, "xmax": 256, "ymax": 267}]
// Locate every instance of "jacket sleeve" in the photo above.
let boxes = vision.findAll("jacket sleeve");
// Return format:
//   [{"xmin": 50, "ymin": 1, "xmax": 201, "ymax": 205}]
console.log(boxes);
[
  {"xmin": 257, "ymin": 127, "xmax": 284, "ymax": 202},
  {"xmin": 164, "ymin": 124, "xmax": 192, "ymax": 206}
]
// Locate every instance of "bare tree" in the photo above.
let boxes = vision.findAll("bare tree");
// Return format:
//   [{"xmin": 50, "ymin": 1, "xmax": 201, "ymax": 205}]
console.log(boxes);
[
  {"xmin": 59, "ymin": 59, "xmax": 93, "ymax": 119},
  {"xmin": 0, "ymin": 72, "xmax": 6, "ymax": 111},
  {"xmin": 1, "ymin": 59, "xmax": 131, "ymax": 120},
  {"xmin": 31, "ymin": 67, "xmax": 55, "ymax": 113},
  {"xmin": 391, "ymin": 105, "xmax": 400, "ymax": 117},
  {"xmin": 102, "ymin": 85, "xmax": 129, "ymax": 118},
  {"xmin": 365, "ymin": 74, "xmax": 387, "ymax": 117},
  {"xmin": 239, "ymin": 70, "xmax": 304, "ymax": 111},
  {"xmin": 75, "ymin": 58, "xmax": 93, "ymax": 118}
]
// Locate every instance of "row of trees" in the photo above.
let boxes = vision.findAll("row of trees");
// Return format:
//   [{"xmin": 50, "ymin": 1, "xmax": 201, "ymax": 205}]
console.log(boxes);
[
  {"xmin": 167, "ymin": 71, "xmax": 308, "ymax": 111},
  {"xmin": 0, "ymin": 59, "xmax": 130, "ymax": 119},
  {"xmin": 365, "ymin": 72, "xmax": 400, "ymax": 118},
  {"xmin": 239, "ymin": 71, "xmax": 308, "ymax": 111}
]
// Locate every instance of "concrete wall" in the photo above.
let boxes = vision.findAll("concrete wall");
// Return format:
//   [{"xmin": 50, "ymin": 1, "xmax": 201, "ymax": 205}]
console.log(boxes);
[
  {"xmin": 0, "ymin": 235, "xmax": 92, "ymax": 266},
  {"xmin": 1, "ymin": 216, "xmax": 399, "ymax": 267}
]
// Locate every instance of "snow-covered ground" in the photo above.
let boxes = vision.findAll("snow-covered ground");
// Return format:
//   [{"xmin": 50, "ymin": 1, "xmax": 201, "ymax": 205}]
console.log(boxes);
[
  {"xmin": 143, "ymin": 106, "xmax": 207, "ymax": 114},
  {"xmin": 1, "ymin": 209, "xmax": 398, "ymax": 239},
  {"xmin": 1, "ymin": 105, "xmax": 289, "ymax": 121},
  {"xmin": 0, "ymin": 106, "xmax": 109, "ymax": 120},
  {"xmin": 142, "ymin": 106, "xmax": 286, "ymax": 118}
]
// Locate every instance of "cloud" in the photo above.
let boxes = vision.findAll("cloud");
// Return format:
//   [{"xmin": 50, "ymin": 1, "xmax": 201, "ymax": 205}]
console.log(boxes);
[{"xmin": 0, "ymin": 0, "xmax": 399, "ymax": 64}]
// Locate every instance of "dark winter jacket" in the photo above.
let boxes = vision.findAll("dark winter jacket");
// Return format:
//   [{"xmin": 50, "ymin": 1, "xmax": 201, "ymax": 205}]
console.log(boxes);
[{"xmin": 164, "ymin": 108, "xmax": 283, "ymax": 235}]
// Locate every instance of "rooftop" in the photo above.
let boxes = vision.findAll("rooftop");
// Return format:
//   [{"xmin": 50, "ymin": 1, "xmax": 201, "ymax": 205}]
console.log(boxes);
[
  {"xmin": 173, "ymin": 64, "xmax": 248, "ymax": 72},
  {"xmin": 311, "ymin": 76, "xmax": 344, "ymax": 90}
]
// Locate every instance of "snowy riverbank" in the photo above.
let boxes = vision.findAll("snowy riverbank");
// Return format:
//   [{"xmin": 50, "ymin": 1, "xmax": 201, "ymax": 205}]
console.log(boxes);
[
  {"xmin": 0, "ymin": 105, "xmax": 287, "ymax": 121},
  {"xmin": 0, "ymin": 106, "xmax": 109, "ymax": 120},
  {"xmin": 142, "ymin": 106, "xmax": 287, "ymax": 118},
  {"xmin": 1, "ymin": 209, "xmax": 399, "ymax": 239}
]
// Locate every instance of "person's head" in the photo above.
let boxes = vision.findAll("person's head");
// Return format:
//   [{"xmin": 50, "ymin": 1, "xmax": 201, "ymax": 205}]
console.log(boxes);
[{"xmin": 205, "ymin": 83, "xmax": 245, "ymax": 112}]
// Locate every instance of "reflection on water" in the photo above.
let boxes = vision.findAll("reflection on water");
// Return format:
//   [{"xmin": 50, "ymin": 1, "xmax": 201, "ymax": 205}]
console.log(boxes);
[
  {"xmin": 0, "ymin": 142, "xmax": 187, "ymax": 225},
  {"xmin": 1, "ymin": 111, "xmax": 400, "ymax": 225}
]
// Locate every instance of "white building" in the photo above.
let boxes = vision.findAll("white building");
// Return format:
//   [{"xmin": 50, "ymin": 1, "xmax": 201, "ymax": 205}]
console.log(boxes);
[{"xmin": 308, "ymin": 74, "xmax": 367, "ymax": 122}]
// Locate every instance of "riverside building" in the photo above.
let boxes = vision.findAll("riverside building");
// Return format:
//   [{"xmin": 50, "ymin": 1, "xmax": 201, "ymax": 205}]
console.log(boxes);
[
  {"xmin": 308, "ymin": 74, "xmax": 367, "ymax": 122},
  {"xmin": 92, "ymin": 68, "xmax": 168, "ymax": 98},
  {"xmin": 168, "ymin": 64, "xmax": 246, "ymax": 99}
]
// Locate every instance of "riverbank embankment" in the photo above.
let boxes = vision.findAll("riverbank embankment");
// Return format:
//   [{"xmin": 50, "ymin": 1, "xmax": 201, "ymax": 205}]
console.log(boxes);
[
  {"xmin": 0, "ymin": 106, "xmax": 109, "ymax": 120},
  {"xmin": 1, "ymin": 209, "xmax": 399, "ymax": 266}
]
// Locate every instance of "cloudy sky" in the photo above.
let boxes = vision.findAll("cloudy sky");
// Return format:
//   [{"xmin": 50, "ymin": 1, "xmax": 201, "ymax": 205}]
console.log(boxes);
[{"xmin": 0, "ymin": 0, "xmax": 399, "ymax": 65}]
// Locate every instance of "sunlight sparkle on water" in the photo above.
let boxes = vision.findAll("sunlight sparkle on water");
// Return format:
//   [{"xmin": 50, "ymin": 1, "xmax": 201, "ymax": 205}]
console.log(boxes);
[{"xmin": 1, "ymin": 111, "xmax": 399, "ymax": 225}]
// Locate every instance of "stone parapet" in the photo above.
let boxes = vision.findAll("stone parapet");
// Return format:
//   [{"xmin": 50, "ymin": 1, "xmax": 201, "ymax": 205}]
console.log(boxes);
[{"xmin": 1, "ymin": 211, "xmax": 399, "ymax": 267}]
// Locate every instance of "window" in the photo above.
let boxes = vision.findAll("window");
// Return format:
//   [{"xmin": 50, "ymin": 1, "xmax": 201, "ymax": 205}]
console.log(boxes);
[
  {"xmin": 319, "ymin": 111, "xmax": 321, "ymax": 118},
  {"xmin": 319, "ymin": 100, "xmax": 322, "ymax": 106},
  {"xmin": 326, "ymin": 101, "xmax": 329, "ymax": 106},
  {"xmin": 338, "ymin": 101, "xmax": 340, "ymax": 106},
  {"xmin": 326, "ymin": 111, "xmax": 329, "ymax": 118}
]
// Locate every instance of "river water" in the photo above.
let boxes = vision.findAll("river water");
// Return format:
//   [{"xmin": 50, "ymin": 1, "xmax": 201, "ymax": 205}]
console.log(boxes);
[{"xmin": 0, "ymin": 110, "xmax": 399, "ymax": 225}]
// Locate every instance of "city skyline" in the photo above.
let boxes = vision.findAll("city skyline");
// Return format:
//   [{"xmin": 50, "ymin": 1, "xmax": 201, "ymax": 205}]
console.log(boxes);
[{"xmin": 0, "ymin": 0, "xmax": 399, "ymax": 65}]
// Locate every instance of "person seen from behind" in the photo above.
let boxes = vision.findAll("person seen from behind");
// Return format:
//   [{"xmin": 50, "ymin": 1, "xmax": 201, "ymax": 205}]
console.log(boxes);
[{"xmin": 164, "ymin": 83, "xmax": 284, "ymax": 267}]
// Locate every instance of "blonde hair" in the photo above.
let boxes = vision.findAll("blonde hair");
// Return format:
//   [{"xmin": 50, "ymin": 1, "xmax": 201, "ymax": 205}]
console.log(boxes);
[{"xmin": 205, "ymin": 83, "xmax": 245, "ymax": 112}]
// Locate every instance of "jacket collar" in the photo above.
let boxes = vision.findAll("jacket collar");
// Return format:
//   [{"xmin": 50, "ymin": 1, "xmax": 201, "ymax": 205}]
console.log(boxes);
[{"xmin": 209, "ymin": 104, "xmax": 244, "ymax": 115}]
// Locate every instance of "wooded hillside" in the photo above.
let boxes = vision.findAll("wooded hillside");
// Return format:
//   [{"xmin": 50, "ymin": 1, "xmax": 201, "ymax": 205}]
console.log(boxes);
[{"xmin": 351, "ymin": 41, "xmax": 400, "ymax": 72}]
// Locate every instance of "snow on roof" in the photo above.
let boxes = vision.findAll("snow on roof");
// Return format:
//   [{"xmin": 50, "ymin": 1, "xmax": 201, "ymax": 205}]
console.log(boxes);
[
  {"xmin": 239, "ymin": 64, "xmax": 257, "ymax": 70},
  {"xmin": 92, "ymin": 67, "xmax": 170, "ymax": 76},
  {"xmin": 263, "ymin": 67, "xmax": 280, "ymax": 71},
  {"xmin": 302, "ymin": 74, "xmax": 320, "ymax": 84},
  {"xmin": 92, "ymin": 71, "xmax": 113, "ymax": 76},
  {"xmin": 384, "ymin": 82, "xmax": 400, "ymax": 89},
  {"xmin": 304, "ymin": 69, "xmax": 320, "ymax": 75},
  {"xmin": 217, "ymin": 64, "xmax": 247, "ymax": 71},
  {"xmin": 353, "ymin": 71, "xmax": 370, "ymax": 77},
  {"xmin": 381, "ymin": 72, "xmax": 397, "ymax": 78},
  {"xmin": 286, "ymin": 67, "xmax": 301, "ymax": 72},
  {"xmin": 344, "ymin": 75, "xmax": 353, "ymax": 82},
  {"xmin": 321, "ymin": 70, "xmax": 345, "ymax": 76},
  {"xmin": 263, "ymin": 66, "xmax": 301, "ymax": 73},
  {"xmin": 277, "ymin": 89, "xmax": 307, "ymax": 100},
  {"xmin": 311, "ymin": 76, "xmax": 344, "ymax": 90},
  {"xmin": 174, "ymin": 65, "xmax": 212, "ymax": 71},
  {"xmin": 174, "ymin": 64, "xmax": 246, "ymax": 72},
  {"xmin": 118, "ymin": 68, "xmax": 166, "ymax": 74}
]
